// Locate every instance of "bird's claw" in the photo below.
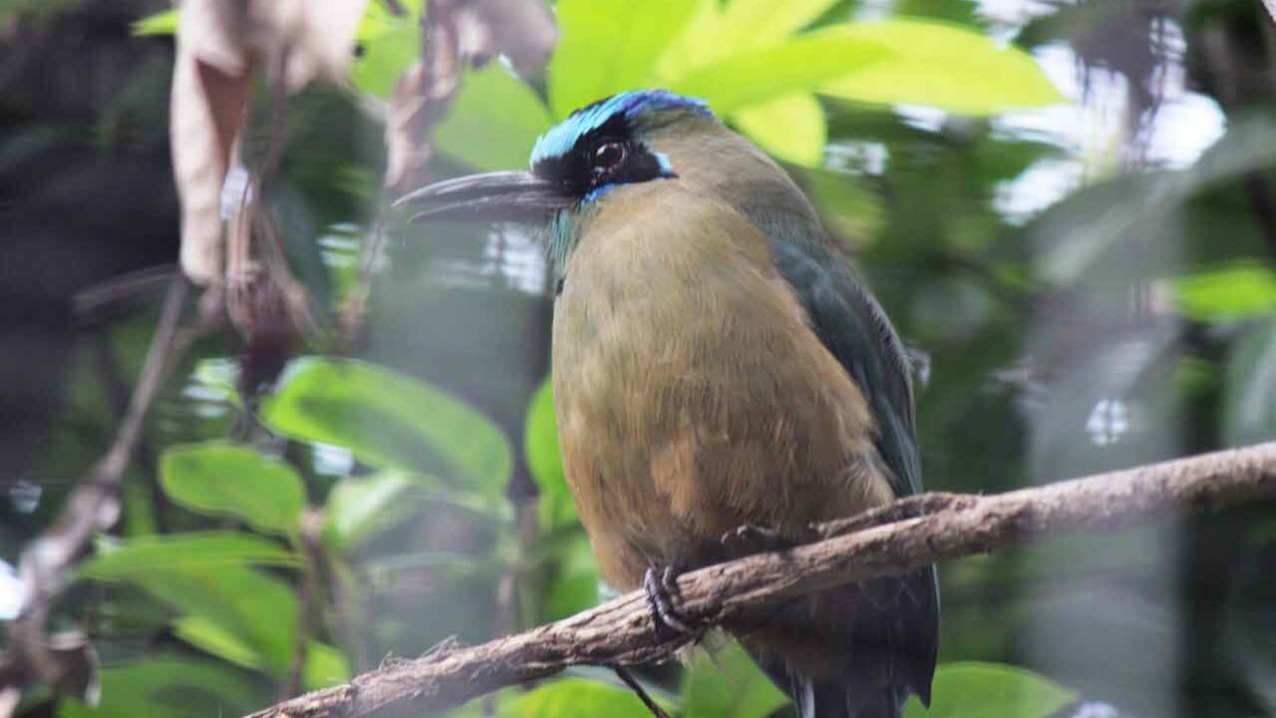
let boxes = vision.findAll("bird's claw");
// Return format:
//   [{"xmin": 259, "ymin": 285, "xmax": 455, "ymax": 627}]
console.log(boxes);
[{"xmin": 643, "ymin": 565, "xmax": 698, "ymax": 639}]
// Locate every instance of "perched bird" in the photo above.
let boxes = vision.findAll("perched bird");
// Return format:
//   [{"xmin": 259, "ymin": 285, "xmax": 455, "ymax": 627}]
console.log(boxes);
[{"xmin": 398, "ymin": 90, "xmax": 938, "ymax": 718}]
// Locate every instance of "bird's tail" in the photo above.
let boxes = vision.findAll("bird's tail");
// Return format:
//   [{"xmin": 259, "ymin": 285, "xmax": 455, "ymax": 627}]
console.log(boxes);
[
  {"xmin": 738, "ymin": 569, "xmax": 937, "ymax": 718},
  {"xmin": 750, "ymin": 651, "xmax": 909, "ymax": 718}
]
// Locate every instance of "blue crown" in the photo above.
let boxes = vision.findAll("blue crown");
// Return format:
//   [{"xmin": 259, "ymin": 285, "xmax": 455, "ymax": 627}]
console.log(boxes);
[{"xmin": 530, "ymin": 90, "xmax": 712, "ymax": 166}]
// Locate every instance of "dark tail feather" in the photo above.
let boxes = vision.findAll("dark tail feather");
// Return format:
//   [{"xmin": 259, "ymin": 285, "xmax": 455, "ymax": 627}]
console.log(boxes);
[
  {"xmin": 750, "ymin": 651, "xmax": 908, "ymax": 718},
  {"xmin": 803, "ymin": 680, "xmax": 909, "ymax": 718}
]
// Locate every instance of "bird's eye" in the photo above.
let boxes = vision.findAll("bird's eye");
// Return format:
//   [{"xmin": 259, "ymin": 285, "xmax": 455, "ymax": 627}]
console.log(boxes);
[{"xmin": 590, "ymin": 141, "xmax": 628, "ymax": 176}]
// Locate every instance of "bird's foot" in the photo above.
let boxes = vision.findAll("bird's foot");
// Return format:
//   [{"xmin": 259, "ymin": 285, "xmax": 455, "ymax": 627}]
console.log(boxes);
[{"xmin": 643, "ymin": 564, "xmax": 699, "ymax": 640}]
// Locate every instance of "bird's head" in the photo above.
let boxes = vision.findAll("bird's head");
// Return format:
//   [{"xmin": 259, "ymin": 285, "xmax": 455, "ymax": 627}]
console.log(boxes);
[
  {"xmin": 395, "ymin": 90, "xmax": 730, "ymax": 255},
  {"xmin": 397, "ymin": 89, "xmax": 820, "ymax": 264}
]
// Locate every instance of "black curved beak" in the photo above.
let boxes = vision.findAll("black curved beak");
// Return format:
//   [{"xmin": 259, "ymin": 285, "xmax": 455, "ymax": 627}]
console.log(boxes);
[{"xmin": 393, "ymin": 171, "xmax": 572, "ymax": 223}]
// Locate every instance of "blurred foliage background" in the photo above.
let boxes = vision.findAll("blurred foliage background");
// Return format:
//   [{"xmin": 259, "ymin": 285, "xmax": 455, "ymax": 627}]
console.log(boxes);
[{"xmin": 2, "ymin": 1, "xmax": 1275, "ymax": 717}]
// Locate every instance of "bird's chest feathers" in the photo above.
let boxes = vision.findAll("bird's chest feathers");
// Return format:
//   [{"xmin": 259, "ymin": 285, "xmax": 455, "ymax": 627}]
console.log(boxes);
[{"xmin": 549, "ymin": 189, "xmax": 885, "ymax": 586}]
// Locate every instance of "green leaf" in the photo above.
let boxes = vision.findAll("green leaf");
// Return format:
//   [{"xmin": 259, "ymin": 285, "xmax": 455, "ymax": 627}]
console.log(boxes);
[
  {"xmin": 716, "ymin": 0, "xmax": 841, "ymax": 49},
  {"xmin": 732, "ymin": 93, "xmax": 826, "ymax": 167},
  {"xmin": 436, "ymin": 65, "xmax": 554, "ymax": 171},
  {"xmin": 324, "ymin": 471, "xmax": 418, "ymax": 550},
  {"xmin": 60, "ymin": 657, "xmax": 258, "ymax": 718},
  {"xmin": 669, "ymin": 32, "xmax": 889, "ymax": 115},
  {"xmin": 503, "ymin": 677, "xmax": 658, "ymax": 718},
  {"xmin": 131, "ymin": 8, "xmax": 177, "ymax": 36},
  {"xmin": 174, "ymin": 615, "xmax": 262, "ymax": 669},
  {"xmin": 352, "ymin": 21, "xmax": 418, "ymax": 99},
  {"xmin": 1032, "ymin": 113, "xmax": 1276, "ymax": 286},
  {"xmin": 804, "ymin": 168, "xmax": 885, "ymax": 242},
  {"xmin": 682, "ymin": 644, "xmax": 788, "ymax": 718},
  {"xmin": 176, "ymin": 619, "xmax": 352, "ymax": 689},
  {"xmin": 1174, "ymin": 262, "xmax": 1276, "ymax": 322},
  {"xmin": 655, "ymin": 0, "xmax": 841, "ymax": 80},
  {"xmin": 818, "ymin": 21, "xmax": 1063, "ymax": 114},
  {"xmin": 160, "ymin": 441, "xmax": 306, "ymax": 536},
  {"xmin": 548, "ymin": 0, "xmax": 701, "ymax": 116},
  {"xmin": 129, "ymin": 565, "xmax": 299, "ymax": 675},
  {"xmin": 542, "ymin": 534, "xmax": 600, "ymax": 620},
  {"xmin": 525, "ymin": 379, "xmax": 577, "ymax": 531},
  {"xmin": 262, "ymin": 358, "xmax": 513, "ymax": 497},
  {"xmin": 903, "ymin": 662, "xmax": 1076, "ymax": 718},
  {"xmin": 1223, "ymin": 316, "xmax": 1276, "ymax": 448},
  {"xmin": 668, "ymin": 21, "xmax": 1060, "ymax": 116},
  {"xmin": 304, "ymin": 642, "xmax": 352, "ymax": 690},
  {"xmin": 80, "ymin": 532, "xmax": 299, "ymax": 580}
]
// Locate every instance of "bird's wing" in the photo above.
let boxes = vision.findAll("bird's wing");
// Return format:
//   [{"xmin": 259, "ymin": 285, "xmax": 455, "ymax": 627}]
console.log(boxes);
[
  {"xmin": 770, "ymin": 240, "xmax": 921, "ymax": 498},
  {"xmin": 770, "ymin": 237, "xmax": 939, "ymax": 708}
]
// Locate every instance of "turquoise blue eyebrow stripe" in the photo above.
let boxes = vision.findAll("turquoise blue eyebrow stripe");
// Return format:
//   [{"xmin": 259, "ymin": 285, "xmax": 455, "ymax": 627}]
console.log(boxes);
[{"xmin": 529, "ymin": 90, "xmax": 712, "ymax": 166}]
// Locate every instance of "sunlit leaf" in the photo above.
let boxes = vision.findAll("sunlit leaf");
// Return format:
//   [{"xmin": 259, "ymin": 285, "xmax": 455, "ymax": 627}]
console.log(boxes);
[
  {"xmin": 732, "ymin": 93, "xmax": 826, "ymax": 167},
  {"xmin": 80, "ymin": 532, "xmax": 299, "ymax": 580},
  {"xmin": 670, "ymin": 33, "xmax": 889, "ymax": 115},
  {"xmin": 160, "ymin": 441, "xmax": 306, "ymax": 536},
  {"xmin": 60, "ymin": 657, "xmax": 258, "ymax": 718},
  {"xmin": 436, "ymin": 64, "xmax": 554, "ymax": 171},
  {"xmin": 818, "ymin": 20, "xmax": 1063, "ymax": 114},
  {"xmin": 351, "ymin": 20, "xmax": 418, "ymax": 99},
  {"xmin": 324, "ymin": 471, "xmax": 419, "ymax": 550},
  {"xmin": 716, "ymin": 0, "xmax": 841, "ymax": 48},
  {"xmin": 903, "ymin": 662, "xmax": 1076, "ymax": 718},
  {"xmin": 682, "ymin": 644, "xmax": 788, "ymax": 718},
  {"xmin": 1174, "ymin": 262, "xmax": 1276, "ymax": 322},
  {"xmin": 1223, "ymin": 316, "xmax": 1276, "ymax": 448},
  {"xmin": 548, "ymin": 0, "xmax": 700, "ymax": 116},
  {"xmin": 132, "ymin": 8, "xmax": 178, "ymax": 36},
  {"xmin": 653, "ymin": 0, "xmax": 723, "ymax": 78},
  {"xmin": 262, "ymin": 357, "xmax": 513, "ymax": 497},
  {"xmin": 658, "ymin": 0, "xmax": 840, "ymax": 79},
  {"xmin": 669, "ymin": 20, "xmax": 1059, "ymax": 117},
  {"xmin": 504, "ymin": 677, "xmax": 659, "ymax": 718}
]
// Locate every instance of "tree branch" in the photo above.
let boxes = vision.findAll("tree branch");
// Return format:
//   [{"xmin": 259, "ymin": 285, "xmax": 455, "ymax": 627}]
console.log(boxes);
[{"xmin": 244, "ymin": 442, "xmax": 1276, "ymax": 718}]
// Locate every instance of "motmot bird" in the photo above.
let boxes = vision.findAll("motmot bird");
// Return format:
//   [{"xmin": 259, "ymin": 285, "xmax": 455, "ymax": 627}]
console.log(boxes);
[{"xmin": 398, "ymin": 90, "xmax": 938, "ymax": 718}]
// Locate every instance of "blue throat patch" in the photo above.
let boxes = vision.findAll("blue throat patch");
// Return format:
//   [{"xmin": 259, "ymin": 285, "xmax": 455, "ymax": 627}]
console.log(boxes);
[{"xmin": 529, "ymin": 90, "xmax": 712, "ymax": 167}]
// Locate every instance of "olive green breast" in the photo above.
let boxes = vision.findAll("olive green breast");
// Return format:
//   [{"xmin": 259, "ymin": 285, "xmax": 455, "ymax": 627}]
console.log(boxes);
[{"xmin": 550, "ymin": 182, "xmax": 893, "ymax": 590}]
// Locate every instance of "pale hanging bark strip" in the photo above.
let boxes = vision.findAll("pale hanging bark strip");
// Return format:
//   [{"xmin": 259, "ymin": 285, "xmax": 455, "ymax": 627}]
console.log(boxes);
[
  {"xmin": 170, "ymin": 0, "xmax": 369, "ymax": 285},
  {"xmin": 244, "ymin": 442, "xmax": 1276, "ymax": 718}
]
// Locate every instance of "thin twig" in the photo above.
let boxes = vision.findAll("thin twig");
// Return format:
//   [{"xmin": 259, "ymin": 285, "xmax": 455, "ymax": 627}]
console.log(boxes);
[
  {"xmin": 88, "ymin": 328, "xmax": 170, "ymax": 533},
  {"xmin": 243, "ymin": 442, "xmax": 1276, "ymax": 718},
  {"xmin": 613, "ymin": 667, "xmax": 671, "ymax": 718}
]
